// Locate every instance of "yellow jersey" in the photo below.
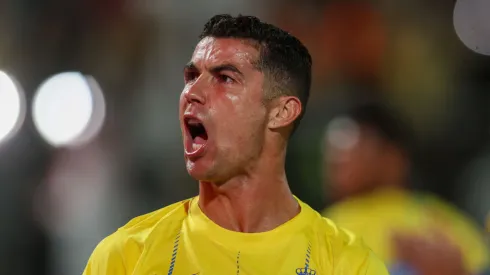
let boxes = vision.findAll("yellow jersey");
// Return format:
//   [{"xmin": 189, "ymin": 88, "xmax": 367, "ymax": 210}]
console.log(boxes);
[
  {"xmin": 83, "ymin": 196, "xmax": 388, "ymax": 274},
  {"xmin": 323, "ymin": 188, "xmax": 490, "ymax": 274}
]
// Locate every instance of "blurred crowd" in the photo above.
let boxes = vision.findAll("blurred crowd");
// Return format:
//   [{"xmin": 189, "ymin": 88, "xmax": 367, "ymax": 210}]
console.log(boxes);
[{"xmin": 1, "ymin": 0, "xmax": 490, "ymax": 274}]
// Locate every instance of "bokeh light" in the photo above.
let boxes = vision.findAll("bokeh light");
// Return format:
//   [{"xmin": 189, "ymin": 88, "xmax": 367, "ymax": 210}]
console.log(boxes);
[
  {"xmin": 0, "ymin": 71, "xmax": 26, "ymax": 145},
  {"xmin": 32, "ymin": 72, "xmax": 105, "ymax": 147},
  {"xmin": 69, "ymin": 76, "xmax": 106, "ymax": 147},
  {"xmin": 325, "ymin": 117, "xmax": 360, "ymax": 151},
  {"xmin": 454, "ymin": 0, "xmax": 490, "ymax": 55}
]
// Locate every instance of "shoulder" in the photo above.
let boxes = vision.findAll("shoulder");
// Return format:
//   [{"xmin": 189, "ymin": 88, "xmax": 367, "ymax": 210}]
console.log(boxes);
[
  {"xmin": 82, "ymin": 198, "xmax": 193, "ymax": 274},
  {"xmin": 421, "ymin": 192, "xmax": 482, "ymax": 233},
  {"xmin": 302, "ymin": 200, "xmax": 365, "ymax": 251},
  {"xmin": 316, "ymin": 216, "xmax": 370, "ymax": 253},
  {"xmin": 298, "ymin": 199, "xmax": 387, "ymax": 274},
  {"xmin": 314, "ymin": 216, "xmax": 389, "ymax": 274},
  {"xmin": 421, "ymin": 193, "xmax": 490, "ymax": 272},
  {"xmin": 120, "ymin": 199, "xmax": 191, "ymax": 234},
  {"xmin": 298, "ymin": 198, "xmax": 373, "ymax": 253}
]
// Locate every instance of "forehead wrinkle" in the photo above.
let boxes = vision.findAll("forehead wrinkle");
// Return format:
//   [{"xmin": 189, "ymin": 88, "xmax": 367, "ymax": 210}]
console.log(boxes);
[{"xmin": 192, "ymin": 38, "xmax": 260, "ymax": 72}]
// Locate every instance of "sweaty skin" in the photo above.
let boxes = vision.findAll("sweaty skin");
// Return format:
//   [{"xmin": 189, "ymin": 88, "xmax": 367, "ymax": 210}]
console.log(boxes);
[
  {"xmin": 82, "ymin": 18, "xmax": 390, "ymax": 274},
  {"xmin": 180, "ymin": 37, "xmax": 302, "ymax": 233}
]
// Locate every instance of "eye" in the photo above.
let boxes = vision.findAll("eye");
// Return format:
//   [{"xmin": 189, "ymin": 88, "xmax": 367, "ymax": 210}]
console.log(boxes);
[
  {"xmin": 184, "ymin": 70, "xmax": 199, "ymax": 84},
  {"xmin": 217, "ymin": 74, "xmax": 234, "ymax": 84}
]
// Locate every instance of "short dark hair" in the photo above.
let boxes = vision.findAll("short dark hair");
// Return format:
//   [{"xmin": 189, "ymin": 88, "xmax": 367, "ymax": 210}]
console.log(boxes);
[
  {"xmin": 344, "ymin": 103, "xmax": 413, "ymax": 153},
  {"xmin": 199, "ymin": 14, "xmax": 312, "ymax": 133}
]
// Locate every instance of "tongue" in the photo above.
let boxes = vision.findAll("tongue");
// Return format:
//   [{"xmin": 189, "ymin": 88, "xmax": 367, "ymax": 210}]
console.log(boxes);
[
  {"xmin": 192, "ymin": 136, "xmax": 207, "ymax": 151},
  {"xmin": 194, "ymin": 136, "xmax": 207, "ymax": 145}
]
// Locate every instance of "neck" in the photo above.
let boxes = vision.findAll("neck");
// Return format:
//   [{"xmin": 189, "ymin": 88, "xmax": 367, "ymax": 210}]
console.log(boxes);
[{"xmin": 198, "ymin": 145, "xmax": 299, "ymax": 233}]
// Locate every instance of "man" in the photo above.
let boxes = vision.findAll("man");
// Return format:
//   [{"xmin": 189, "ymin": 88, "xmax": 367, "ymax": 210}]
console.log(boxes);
[
  {"xmin": 322, "ymin": 103, "xmax": 489, "ymax": 275},
  {"xmin": 83, "ymin": 15, "xmax": 388, "ymax": 274}
]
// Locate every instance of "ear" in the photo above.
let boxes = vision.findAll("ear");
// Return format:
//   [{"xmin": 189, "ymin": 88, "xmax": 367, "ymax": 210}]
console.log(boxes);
[{"xmin": 267, "ymin": 96, "xmax": 302, "ymax": 130}]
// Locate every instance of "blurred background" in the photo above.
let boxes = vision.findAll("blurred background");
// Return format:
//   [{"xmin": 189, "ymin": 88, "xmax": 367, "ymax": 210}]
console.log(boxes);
[{"xmin": 1, "ymin": 0, "xmax": 490, "ymax": 274}]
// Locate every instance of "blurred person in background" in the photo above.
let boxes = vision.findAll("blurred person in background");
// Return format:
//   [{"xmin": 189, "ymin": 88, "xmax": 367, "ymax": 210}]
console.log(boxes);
[
  {"xmin": 322, "ymin": 102, "xmax": 490, "ymax": 275},
  {"xmin": 83, "ymin": 14, "xmax": 388, "ymax": 274}
]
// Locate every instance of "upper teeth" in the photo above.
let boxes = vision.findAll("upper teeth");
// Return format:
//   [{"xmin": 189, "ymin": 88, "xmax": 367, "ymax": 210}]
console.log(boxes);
[{"xmin": 187, "ymin": 119, "xmax": 200, "ymax": 126}]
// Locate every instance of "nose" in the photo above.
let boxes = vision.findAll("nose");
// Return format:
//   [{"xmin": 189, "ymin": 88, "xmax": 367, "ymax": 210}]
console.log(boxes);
[{"xmin": 183, "ymin": 80, "xmax": 206, "ymax": 105}]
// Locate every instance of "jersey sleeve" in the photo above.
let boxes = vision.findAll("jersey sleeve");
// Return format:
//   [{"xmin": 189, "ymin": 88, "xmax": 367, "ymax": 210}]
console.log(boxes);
[
  {"xmin": 333, "ymin": 228, "xmax": 389, "ymax": 275},
  {"xmin": 82, "ymin": 231, "xmax": 128, "ymax": 275},
  {"xmin": 361, "ymin": 251, "xmax": 390, "ymax": 275},
  {"xmin": 334, "ymin": 247, "xmax": 389, "ymax": 275}
]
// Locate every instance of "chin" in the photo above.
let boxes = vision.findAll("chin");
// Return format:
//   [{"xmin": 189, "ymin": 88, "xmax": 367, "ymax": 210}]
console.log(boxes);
[{"xmin": 185, "ymin": 159, "xmax": 215, "ymax": 181}]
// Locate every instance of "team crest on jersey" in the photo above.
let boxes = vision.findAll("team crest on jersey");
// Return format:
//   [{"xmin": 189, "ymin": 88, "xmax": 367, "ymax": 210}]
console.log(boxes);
[{"xmin": 296, "ymin": 267, "xmax": 316, "ymax": 275}]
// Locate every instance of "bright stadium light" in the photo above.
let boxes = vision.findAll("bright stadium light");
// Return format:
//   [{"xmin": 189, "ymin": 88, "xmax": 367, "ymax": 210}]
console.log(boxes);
[
  {"xmin": 32, "ymin": 72, "xmax": 105, "ymax": 148},
  {"xmin": 70, "ymin": 75, "xmax": 106, "ymax": 147},
  {"xmin": 0, "ymin": 71, "xmax": 26, "ymax": 145}
]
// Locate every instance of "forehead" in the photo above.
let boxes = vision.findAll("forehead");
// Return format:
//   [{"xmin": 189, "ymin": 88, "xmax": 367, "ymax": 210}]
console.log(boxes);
[{"xmin": 191, "ymin": 37, "xmax": 260, "ymax": 69}]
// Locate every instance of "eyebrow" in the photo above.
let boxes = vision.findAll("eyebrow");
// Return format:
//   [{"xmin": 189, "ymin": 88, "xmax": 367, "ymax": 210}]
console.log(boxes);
[
  {"xmin": 184, "ymin": 62, "xmax": 197, "ymax": 72},
  {"xmin": 210, "ymin": 64, "xmax": 243, "ymax": 76},
  {"xmin": 183, "ymin": 62, "xmax": 243, "ymax": 77}
]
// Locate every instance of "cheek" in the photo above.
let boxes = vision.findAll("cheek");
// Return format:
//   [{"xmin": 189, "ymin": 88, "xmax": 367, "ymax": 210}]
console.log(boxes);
[
  {"xmin": 214, "ymin": 105, "xmax": 265, "ymax": 145},
  {"xmin": 214, "ymin": 91, "xmax": 265, "ymax": 121},
  {"xmin": 210, "ymin": 86, "xmax": 266, "ymax": 135},
  {"xmin": 219, "ymin": 111, "xmax": 264, "ymax": 137}
]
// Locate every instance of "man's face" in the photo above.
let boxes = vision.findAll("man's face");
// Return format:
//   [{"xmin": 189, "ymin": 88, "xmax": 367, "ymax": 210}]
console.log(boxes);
[
  {"xmin": 324, "ymin": 122, "xmax": 384, "ymax": 199},
  {"xmin": 179, "ymin": 37, "xmax": 268, "ymax": 182}
]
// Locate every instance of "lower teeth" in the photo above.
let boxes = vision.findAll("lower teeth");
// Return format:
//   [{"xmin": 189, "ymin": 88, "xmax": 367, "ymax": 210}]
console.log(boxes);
[{"xmin": 192, "ymin": 143, "xmax": 203, "ymax": 151}]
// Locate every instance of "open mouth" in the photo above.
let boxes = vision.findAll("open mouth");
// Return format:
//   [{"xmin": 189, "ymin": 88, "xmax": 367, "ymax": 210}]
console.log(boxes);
[{"xmin": 184, "ymin": 117, "xmax": 208, "ymax": 156}]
